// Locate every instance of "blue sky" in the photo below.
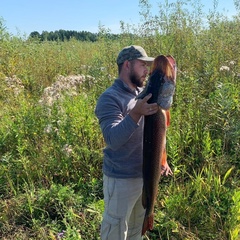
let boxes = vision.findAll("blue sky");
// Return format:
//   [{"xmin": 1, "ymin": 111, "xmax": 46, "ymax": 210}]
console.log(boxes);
[{"xmin": 0, "ymin": 0, "xmax": 238, "ymax": 36}]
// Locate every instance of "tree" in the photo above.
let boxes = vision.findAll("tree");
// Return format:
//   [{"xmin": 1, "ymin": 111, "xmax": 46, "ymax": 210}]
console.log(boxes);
[{"xmin": 29, "ymin": 31, "xmax": 41, "ymax": 39}]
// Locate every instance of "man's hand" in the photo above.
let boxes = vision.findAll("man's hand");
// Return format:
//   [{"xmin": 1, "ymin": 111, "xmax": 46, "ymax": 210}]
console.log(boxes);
[
  {"xmin": 161, "ymin": 162, "xmax": 173, "ymax": 176},
  {"xmin": 129, "ymin": 94, "xmax": 158, "ymax": 123}
]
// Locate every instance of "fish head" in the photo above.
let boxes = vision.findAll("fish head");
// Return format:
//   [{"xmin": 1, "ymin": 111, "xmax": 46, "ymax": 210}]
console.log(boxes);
[
  {"xmin": 135, "ymin": 70, "xmax": 164, "ymax": 102},
  {"xmin": 150, "ymin": 55, "xmax": 177, "ymax": 109},
  {"xmin": 136, "ymin": 55, "xmax": 176, "ymax": 109}
]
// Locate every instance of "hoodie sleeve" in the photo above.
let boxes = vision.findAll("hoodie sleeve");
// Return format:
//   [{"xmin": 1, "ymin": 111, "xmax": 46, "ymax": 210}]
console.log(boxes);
[{"xmin": 95, "ymin": 92, "xmax": 139, "ymax": 151}]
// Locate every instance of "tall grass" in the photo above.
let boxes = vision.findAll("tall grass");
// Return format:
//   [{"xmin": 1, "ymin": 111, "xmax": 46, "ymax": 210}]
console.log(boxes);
[{"xmin": 0, "ymin": 0, "xmax": 239, "ymax": 239}]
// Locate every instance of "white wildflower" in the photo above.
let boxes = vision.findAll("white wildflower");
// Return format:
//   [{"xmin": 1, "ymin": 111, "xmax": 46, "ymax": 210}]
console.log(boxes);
[
  {"xmin": 5, "ymin": 75, "xmax": 24, "ymax": 95},
  {"xmin": 220, "ymin": 66, "xmax": 230, "ymax": 71},
  {"xmin": 45, "ymin": 96, "xmax": 54, "ymax": 106},
  {"xmin": 39, "ymin": 74, "xmax": 88, "ymax": 106},
  {"xmin": 216, "ymin": 82, "xmax": 223, "ymax": 89},
  {"xmin": 44, "ymin": 124, "xmax": 52, "ymax": 133},
  {"xmin": 62, "ymin": 144, "xmax": 73, "ymax": 157},
  {"xmin": 229, "ymin": 61, "xmax": 235, "ymax": 66}
]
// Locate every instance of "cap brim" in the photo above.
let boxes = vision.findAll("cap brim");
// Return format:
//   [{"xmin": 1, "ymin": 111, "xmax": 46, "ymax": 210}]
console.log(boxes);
[{"xmin": 137, "ymin": 56, "xmax": 155, "ymax": 63}]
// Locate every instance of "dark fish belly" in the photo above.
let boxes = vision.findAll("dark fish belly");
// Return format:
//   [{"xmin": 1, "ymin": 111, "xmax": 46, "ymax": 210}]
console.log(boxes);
[{"xmin": 142, "ymin": 108, "xmax": 166, "ymax": 217}]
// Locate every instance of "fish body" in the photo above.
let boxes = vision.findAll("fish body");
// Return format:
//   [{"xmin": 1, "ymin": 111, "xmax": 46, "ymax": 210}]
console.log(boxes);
[
  {"xmin": 142, "ymin": 106, "xmax": 167, "ymax": 234},
  {"xmin": 136, "ymin": 55, "xmax": 176, "ymax": 235},
  {"xmin": 139, "ymin": 71, "xmax": 168, "ymax": 235}
]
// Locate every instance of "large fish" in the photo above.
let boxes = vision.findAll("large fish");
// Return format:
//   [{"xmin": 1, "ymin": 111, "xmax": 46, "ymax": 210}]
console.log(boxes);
[{"xmin": 136, "ymin": 55, "xmax": 176, "ymax": 235}]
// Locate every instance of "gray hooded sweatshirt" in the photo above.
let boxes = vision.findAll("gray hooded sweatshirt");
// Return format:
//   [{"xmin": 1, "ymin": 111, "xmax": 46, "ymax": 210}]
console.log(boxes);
[{"xmin": 95, "ymin": 78, "xmax": 144, "ymax": 178}]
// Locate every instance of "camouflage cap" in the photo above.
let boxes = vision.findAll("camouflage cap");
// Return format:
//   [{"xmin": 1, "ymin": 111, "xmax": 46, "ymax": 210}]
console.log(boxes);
[{"xmin": 116, "ymin": 45, "xmax": 154, "ymax": 65}]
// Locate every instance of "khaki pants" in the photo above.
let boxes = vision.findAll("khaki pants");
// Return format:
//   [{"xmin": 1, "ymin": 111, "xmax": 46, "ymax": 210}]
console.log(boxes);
[{"xmin": 101, "ymin": 175, "xmax": 145, "ymax": 240}]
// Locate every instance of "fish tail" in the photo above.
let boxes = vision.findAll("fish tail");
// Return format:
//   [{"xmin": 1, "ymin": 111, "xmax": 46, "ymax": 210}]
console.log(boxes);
[{"xmin": 142, "ymin": 214, "xmax": 154, "ymax": 236}]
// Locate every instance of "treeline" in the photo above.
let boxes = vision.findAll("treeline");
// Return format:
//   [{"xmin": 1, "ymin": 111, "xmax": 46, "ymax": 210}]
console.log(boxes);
[{"xmin": 29, "ymin": 29, "xmax": 120, "ymax": 42}]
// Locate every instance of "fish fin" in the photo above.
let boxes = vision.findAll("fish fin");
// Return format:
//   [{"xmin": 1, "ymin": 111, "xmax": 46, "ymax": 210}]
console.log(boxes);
[
  {"xmin": 161, "ymin": 147, "xmax": 167, "ymax": 166},
  {"xmin": 141, "ymin": 214, "xmax": 154, "ymax": 236},
  {"xmin": 160, "ymin": 110, "xmax": 169, "ymax": 167},
  {"xmin": 166, "ymin": 110, "xmax": 170, "ymax": 127},
  {"xmin": 149, "ymin": 214, "xmax": 154, "ymax": 230}
]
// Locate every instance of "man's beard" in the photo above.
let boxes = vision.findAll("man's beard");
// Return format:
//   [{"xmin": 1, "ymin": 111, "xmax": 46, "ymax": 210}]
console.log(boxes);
[{"xmin": 129, "ymin": 69, "xmax": 144, "ymax": 87}]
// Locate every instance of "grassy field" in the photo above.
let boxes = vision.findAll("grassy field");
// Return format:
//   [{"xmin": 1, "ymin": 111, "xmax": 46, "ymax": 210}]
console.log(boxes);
[{"xmin": 0, "ymin": 1, "xmax": 239, "ymax": 239}]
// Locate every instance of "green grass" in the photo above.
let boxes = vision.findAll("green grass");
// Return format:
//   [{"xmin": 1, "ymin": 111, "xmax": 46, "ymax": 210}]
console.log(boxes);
[{"xmin": 0, "ymin": 0, "xmax": 240, "ymax": 239}]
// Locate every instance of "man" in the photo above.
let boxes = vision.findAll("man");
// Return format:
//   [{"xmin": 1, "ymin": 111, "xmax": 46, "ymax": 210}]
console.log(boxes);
[{"xmin": 95, "ymin": 45, "xmax": 172, "ymax": 240}]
